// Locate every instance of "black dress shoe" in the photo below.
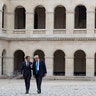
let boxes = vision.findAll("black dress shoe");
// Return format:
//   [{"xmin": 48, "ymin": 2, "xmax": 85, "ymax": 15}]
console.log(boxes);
[
  {"xmin": 37, "ymin": 90, "xmax": 41, "ymax": 94},
  {"xmin": 25, "ymin": 91, "xmax": 29, "ymax": 94}
]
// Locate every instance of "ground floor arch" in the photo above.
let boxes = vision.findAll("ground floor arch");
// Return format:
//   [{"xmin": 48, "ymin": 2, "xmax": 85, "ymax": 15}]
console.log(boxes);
[
  {"xmin": 2, "ymin": 49, "xmax": 6, "ymax": 75},
  {"xmin": 33, "ymin": 50, "xmax": 45, "ymax": 61},
  {"xmin": 14, "ymin": 50, "xmax": 25, "ymax": 75},
  {"xmin": 0, "ymin": 44, "xmax": 95, "ymax": 77},
  {"xmin": 95, "ymin": 53, "xmax": 96, "ymax": 76},
  {"xmin": 74, "ymin": 50, "xmax": 86, "ymax": 76},
  {"xmin": 53, "ymin": 50, "xmax": 65, "ymax": 76}
]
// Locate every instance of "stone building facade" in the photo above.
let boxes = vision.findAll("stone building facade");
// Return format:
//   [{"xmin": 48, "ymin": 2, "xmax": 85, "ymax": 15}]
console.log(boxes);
[{"xmin": 0, "ymin": 0, "xmax": 96, "ymax": 78}]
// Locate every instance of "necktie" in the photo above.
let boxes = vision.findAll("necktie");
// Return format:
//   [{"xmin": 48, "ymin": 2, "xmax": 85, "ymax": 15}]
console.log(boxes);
[{"xmin": 36, "ymin": 61, "xmax": 38, "ymax": 74}]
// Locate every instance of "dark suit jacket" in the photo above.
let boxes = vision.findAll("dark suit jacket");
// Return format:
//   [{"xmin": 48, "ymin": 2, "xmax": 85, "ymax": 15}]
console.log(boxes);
[
  {"xmin": 21, "ymin": 61, "xmax": 32, "ymax": 78},
  {"xmin": 33, "ymin": 59, "xmax": 47, "ymax": 77}
]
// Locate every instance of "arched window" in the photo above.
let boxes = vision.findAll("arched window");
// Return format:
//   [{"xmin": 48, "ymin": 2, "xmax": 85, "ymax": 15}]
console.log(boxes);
[
  {"xmin": 2, "ymin": 5, "xmax": 6, "ymax": 28},
  {"xmin": 95, "ymin": 9, "xmax": 96, "ymax": 28},
  {"xmin": 15, "ymin": 6, "xmax": 26, "ymax": 29},
  {"xmin": 54, "ymin": 6, "xmax": 66, "ymax": 29},
  {"xmin": 34, "ymin": 6, "xmax": 46, "ymax": 29},
  {"xmin": 75, "ymin": 5, "xmax": 86, "ymax": 28}
]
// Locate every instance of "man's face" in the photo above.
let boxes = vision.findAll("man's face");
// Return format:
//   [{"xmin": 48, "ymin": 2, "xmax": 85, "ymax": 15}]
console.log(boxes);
[{"xmin": 27, "ymin": 57, "xmax": 30, "ymax": 62}]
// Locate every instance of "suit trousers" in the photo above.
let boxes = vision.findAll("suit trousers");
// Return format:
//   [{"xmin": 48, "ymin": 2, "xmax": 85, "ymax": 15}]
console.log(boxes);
[
  {"xmin": 24, "ymin": 76, "xmax": 31, "ymax": 92},
  {"xmin": 35, "ymin": 74, "xmax": 42, "ymax": 91}
]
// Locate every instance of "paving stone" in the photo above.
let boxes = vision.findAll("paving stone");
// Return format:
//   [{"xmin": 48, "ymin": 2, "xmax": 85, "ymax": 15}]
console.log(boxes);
[{"xmin": 0, "ymin": 80, "xmax": 96, "ymax": 96}]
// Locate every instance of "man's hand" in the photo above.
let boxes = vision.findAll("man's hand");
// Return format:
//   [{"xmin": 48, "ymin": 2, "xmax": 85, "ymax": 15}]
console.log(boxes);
[
  {"xmin": 30, "ymin": 64, "xmax": 32, "ymax": 68},
  {"xmin": 19, "ymin": 74, "xmax": 23, "ymax": 78},
  {"xmin": 43, "ymin": 74, "xmax": 47, "ymax": 78}
]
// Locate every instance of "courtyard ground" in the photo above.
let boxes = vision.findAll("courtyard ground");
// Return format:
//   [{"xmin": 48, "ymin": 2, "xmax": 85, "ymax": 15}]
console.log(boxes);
[{"xmin": 0, "ymin": 79, "xmax": 96, "ymax": 96}]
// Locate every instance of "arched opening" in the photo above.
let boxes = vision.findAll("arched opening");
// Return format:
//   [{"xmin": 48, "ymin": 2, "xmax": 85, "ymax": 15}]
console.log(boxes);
[
  {"xmin": 74, "ymin": 50, "xmax": 86, "ymax": 76},
  {"xmin": 95, "ymin": 9, "xmax": 96, "ymax": 28},
  {"xmin": 2, "ymin": 5, "xmax": 6, "ymax": 28},
  {"xmin": 75, "ymin": 5, "xmax": 86, "ymax": 28},
  {"xmin": 34, "ymin": 50, "xmax": 45, "ymax": 61},
  {"xmin": 34, "ymin": 6, "xmax": 46, "ymax": 29},
  {"xmin": 2, "ymin": 50, "xmax": 6, "ymax": 75},
  {"xmin": 54, "ymin": 6, "xmax": 66, "ymax": 29},
  {"xmin": 54, "ymin": 50, "xmax": 65, "ymax": 76},
  {"xmin": 15, "ymin": 6, "xmax": 26, "ymax": 29},
  {"xmin": 94, "ymin": 53, "xmax": 96, "ymax": 76},
  {"xmin": 14, "ymin": 50, "xmax": 25, "ymax": 75}
]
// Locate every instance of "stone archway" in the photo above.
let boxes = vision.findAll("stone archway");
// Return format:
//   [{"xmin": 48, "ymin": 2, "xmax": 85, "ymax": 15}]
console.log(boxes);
[
  {"xmin": 2, "ymin": 49, "xmax": 6, "ymax": 75},
  {"xmin": 54, "ymin": 50, "xmax": 65, "ymax": 76},
  {"xmin": 74, "ymin": 50, "xmax": 86, "ymax": 76},
  {"xmin": 14, "ymin": 50, "xmax": 25, "ymax": 75},
  {"xmin": 94, "ymin": 53, "xmax": 96, "ymax": 76},
  {"xmin": 34, "ymin": 50, "xmax": 45, "ymax": 61}
]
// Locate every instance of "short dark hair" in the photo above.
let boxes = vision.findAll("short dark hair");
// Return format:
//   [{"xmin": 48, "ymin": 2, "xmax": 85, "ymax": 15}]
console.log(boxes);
[{"xmin": 25, "ymin": 56, "xmax": 30, "ymax": 59}]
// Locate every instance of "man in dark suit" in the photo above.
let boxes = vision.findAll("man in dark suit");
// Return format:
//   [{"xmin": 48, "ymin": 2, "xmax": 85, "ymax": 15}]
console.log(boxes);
[
  {"xmin": 21, "ymin": 56, "xmax": 32, "ymax": 94},
  {"xmin": 33, "ymin": 55, "xmax": 47, "ymax": 94}
]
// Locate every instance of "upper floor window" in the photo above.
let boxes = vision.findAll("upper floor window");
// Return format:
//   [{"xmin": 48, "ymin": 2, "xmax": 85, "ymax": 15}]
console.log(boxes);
[
  {"xmin": 2, "ymin": 5, "xmax": 6, "ymax": 29},
  {"xmin": 34, "ymin": 6, "xmax": 46, "ymax": 29},
  {"xmin": 54, "ymin": 5, "xmax": 66, "ymax": 29},
  {"xmin": 95, "ymin": 9, "xmax": 96, "ymax": 28},
  {"xmin": 15, "ymin": 6, "xmax": 26, "ymax": 29},
  {"xmin": 75, "ymin": 5, "xmax": 86, "ymax": 29}
]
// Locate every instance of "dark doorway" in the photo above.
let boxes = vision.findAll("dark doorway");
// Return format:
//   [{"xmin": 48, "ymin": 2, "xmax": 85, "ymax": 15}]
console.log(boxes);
[
  {"xmin": 2, "ymin": 50, "xmax": 6, "ymax": 75},
  {"xmin": 74, "ymin": 50, "xmax": 86, "ymax": 76},
  {"xmin": 14, "ymin": 50, "xmax": 25, "ymax": 75},
  {"xmin": 34, "ymin": 50, "xmax": 45, "ymax": 61},
  {"xmin": 54, "ymin": 50, "xmax": 65, "ymax": 76}
]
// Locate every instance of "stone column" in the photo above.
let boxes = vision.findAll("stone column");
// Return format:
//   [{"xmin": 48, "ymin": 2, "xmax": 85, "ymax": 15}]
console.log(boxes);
[
  {"xmin": 87, "ymin": 11, "xmax": 95, "ymax": 34},
  {"xmin": 86, "ymin": 57, "xmax": 94, "ymax": 76},
  {"xmin": 6, "ymin": 12, "xmax": 14, "ymax": 34},
  {"xmin": 65, "ymin": 56, "xmax": 74, "ymax": 76},
  {"xmin": 6, "ymin": 56, "xmax": 14, "ymax": 76},
  {"xmin": 66, "ymin": 11, "xmax": 74, "ymax": 34},
  {"xmin": 45, "ymin": 56, "xmax": 53, "ymax": 76},
  {"xmin": 26, "ymin": 11, "xmax": 34, "ymax": 34},
  {"xmin": 46, "ymin": 11, "xmax": 54, "ymax": 34}
]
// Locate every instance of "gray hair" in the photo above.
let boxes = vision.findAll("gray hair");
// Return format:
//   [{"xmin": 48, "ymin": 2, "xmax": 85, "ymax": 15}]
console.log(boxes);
[{"xmin": 34, "ymin": 55, "xmax": 39, "ymax": 59}]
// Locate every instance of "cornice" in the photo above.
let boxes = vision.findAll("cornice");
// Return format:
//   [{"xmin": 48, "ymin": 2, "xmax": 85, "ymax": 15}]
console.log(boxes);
[{"xmin": 0, "ymin": 36, "xmax": 96, "ymax": 41}]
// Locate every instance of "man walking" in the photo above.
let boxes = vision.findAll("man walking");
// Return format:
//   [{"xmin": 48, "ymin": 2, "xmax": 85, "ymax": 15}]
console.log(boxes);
[
  {"xmin": 33, "ymin": 55, "xmax": 47, "ymax": 94},
  {"xmin": 21, "ymin": 56, "xmax": 32, "ymax": 94}
]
